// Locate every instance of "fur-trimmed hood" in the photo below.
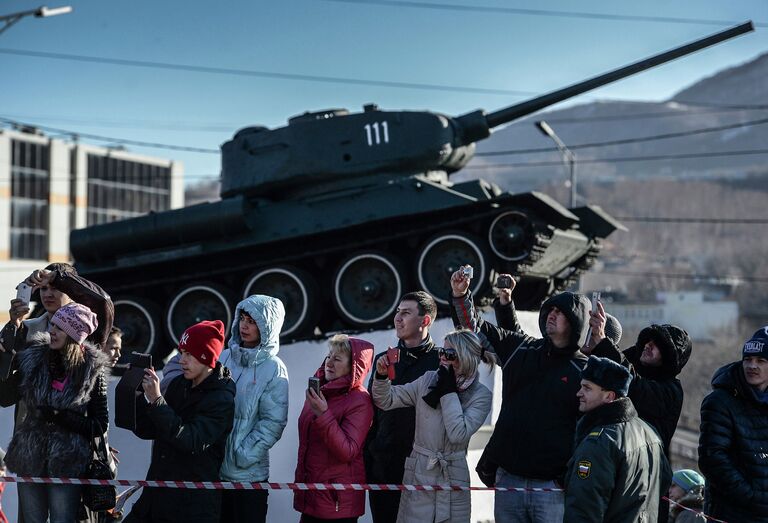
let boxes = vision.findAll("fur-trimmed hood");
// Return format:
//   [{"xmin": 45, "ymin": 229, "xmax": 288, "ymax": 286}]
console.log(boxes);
[{"xmin": 625, "ymin": 324, "xmax": 692, "ymax": 379}]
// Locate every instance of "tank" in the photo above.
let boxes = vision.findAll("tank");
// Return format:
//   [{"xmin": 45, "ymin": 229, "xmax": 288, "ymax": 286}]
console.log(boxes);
[{"xmin": 70, "ymin": 22, "xmax": 753, "ymax": 358}]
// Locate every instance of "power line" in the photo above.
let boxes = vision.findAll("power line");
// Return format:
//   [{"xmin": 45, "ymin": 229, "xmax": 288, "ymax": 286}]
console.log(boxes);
[
  {"xmin": 545, "ymin": 106, "xmax": 768, "ymax": 124},
  {"xmin": 615, "ymin": 217, "xmax": 768, "ymax": 224},
  {"xmin": 0, "ymin": 48, "xmax": 535, "ymax": 96},
  {"xmin": 477, "ymin": 117, "xmax": 768, "ymax": 156},
  {"xmin": 0, "ymin": 112, "xmax": 237, "ymax": 132},
  {"xmin": 467, "ymin": 149, "xmax": 768, "ymax": 169},
  {"xmin": 322, "ymin": 0, "xmax": 768, "ymax": 27},
  {"xmin": 0, "ymin": 117, "xmax": 220, "ymax": 154},
  {"xmin": 599, "ymin": 270, "xmax": 768, "ymax": 284}
]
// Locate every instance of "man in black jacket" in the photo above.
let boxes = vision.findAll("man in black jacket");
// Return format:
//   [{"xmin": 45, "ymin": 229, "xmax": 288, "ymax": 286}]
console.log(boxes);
[
  {"xmin": 588, "ymin": 302, "xmax": 692, "ymax": 522},
  {"xmin": 125, "ymin": 320, "xmax": 235, "ymax": 523},
  {"xmin": 699, "ymin": 327, "xmax": 768, "ymax": 522},
  {"xmin": 364, "ymin": 291, "xmax": 441, "ymax": 523},
  {"xmin": 450, "ymin": 268, "xmax": 590, "ymax": 523}
]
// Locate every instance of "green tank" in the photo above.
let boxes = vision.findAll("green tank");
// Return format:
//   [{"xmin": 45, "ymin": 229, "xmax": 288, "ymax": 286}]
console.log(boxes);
[{"xmin": 70, "ymin": 23, "xmax": 753, "ymax": 358}]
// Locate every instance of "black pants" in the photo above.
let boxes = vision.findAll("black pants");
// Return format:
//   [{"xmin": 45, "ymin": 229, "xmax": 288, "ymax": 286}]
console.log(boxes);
[
  {"xmin": 220, "ymin": 488, "xmax": 268, "ymax": 523},
  {"xmin": 300, "ymin": 515, "xmax": 358, "ymax": 523},
  {"xmin": 368, "ymin": 490, "xmax": 401, "ymax": 523}
]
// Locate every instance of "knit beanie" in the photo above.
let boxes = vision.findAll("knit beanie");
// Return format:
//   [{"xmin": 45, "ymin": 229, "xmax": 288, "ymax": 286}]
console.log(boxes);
[
  {"xmin": 604, "ymin": 314, "xmax": 623, "ymax": 347},
  {"xmin": 672, "ymin": 469, "xmax": 704, "ymax": 493},
  {"xmin": 51, "ymin": 303, "xmax": 98, "ymax": 344},
  {"xmin": 179, "ymin": 320, "xmax": 225, "ymax": 368},
  {"xmin": 743, "ymin": 326, "xmax": 768, "ymax": 359},
  {"xmin": 581, "ymin": 355, "xmax": 632, "ymax": 397}
]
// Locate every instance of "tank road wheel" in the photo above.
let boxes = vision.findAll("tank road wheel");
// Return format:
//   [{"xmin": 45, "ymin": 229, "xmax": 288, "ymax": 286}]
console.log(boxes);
[
  {"xmin": 166, "ymin": 284, "xmax": 233, "ymax": 345},
  {"xmin": 243, "ymin": 266, "xmax": 317, "ymax": 338},
  {"xmin": 114, "ymin": 298, "xmax": 160, "ymax": 356},
  {"xmin": 488, "ymin": 211, "xmax": 535, "ymax": 261},
  {"xmin": 417, "ymin": 233, "xmax": 486, "ymax": 305},
  {"xmin": 333, "ymin": 253, "xmax": 402, "ymax": 328}
]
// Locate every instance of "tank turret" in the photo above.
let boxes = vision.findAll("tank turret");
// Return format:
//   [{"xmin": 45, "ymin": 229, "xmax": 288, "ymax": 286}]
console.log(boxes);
[{"xmin": 70, "ymin": 23, "xmax": 753, "ymax": 360}]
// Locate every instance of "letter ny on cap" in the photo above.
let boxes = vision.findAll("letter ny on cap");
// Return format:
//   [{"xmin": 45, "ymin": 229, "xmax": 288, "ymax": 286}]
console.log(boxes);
[{"xmin": 179, "ymin": 320, "xmax": 226, "ymax": 368}]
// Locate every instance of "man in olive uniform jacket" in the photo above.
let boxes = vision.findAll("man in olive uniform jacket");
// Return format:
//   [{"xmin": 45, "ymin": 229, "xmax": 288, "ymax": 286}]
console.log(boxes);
[{"xmin": 564, "ymin": 356, "xmax": 671, "ymax": 523}]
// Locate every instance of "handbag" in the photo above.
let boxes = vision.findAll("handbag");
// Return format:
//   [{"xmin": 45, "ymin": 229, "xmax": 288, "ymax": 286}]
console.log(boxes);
[{"xmin": 82, "ymin": 429, "xmax": 118, "ymax": 512}]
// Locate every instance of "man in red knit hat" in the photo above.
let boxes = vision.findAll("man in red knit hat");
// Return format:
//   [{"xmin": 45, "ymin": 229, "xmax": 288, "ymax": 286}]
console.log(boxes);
[{"xmin": 125, "ymin": 320, "xmax": 236, "ymax": 523}]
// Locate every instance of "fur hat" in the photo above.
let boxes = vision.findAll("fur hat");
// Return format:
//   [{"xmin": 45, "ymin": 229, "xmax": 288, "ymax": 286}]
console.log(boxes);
[
  {"xmin": 604, "ymin": 314, "xmax": 623, "ymax": 346},
  {"xmin": 672, "ymin": 469, "xmax": 704, "ymax": 493},
  {"xmin": 743, "ymin": 326, "xmax": 768, "ymax": 360},
  {"xmin": 179, "ymin": 320, "xmax": 225, "ymax": 368},
  {"xmin": 51, "ymin": 303, "xmax": 98, "ymax": 344},
  {"xmin": 581, "ymin": 355, "xmax": 632, "ymax": 397}
]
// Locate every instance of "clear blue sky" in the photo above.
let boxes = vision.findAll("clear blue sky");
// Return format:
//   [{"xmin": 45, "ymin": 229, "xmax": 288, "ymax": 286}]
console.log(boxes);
[{"xmin": 2, "ymin": 0, "xmax": 766, "ymax": 185}]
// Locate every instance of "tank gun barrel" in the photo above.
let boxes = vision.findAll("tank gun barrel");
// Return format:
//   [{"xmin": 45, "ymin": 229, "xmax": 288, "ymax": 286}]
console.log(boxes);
[{"xmin": 456, "ymin": 21, "xmax": 753, "ymax": 142}]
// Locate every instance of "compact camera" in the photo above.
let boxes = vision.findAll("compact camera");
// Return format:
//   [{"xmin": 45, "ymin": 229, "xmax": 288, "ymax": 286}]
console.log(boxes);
[{"xmin": 462, "ymin": 265, "xmax": 473, "ymax": 279}]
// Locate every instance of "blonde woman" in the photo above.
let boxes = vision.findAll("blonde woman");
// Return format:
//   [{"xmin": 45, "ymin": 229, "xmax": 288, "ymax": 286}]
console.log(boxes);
[{"xmin": 372, "ymin": 329, "xmax": 494, "ymax": 523}]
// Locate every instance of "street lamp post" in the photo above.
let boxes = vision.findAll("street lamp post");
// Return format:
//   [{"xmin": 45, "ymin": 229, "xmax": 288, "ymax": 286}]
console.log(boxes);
[
  {"xmin": 0, "ymin": 5, "xmax": 72, "ymax": 36},
  {"xmin": 536, "ymin": 120, "xmax": 576, "ymax": 208}
]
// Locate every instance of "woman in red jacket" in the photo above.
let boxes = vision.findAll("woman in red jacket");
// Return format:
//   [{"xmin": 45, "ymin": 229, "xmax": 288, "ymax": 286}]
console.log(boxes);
[{"xmin": 294, "ymin": 334, "xmax": 374, "ymax": 523}]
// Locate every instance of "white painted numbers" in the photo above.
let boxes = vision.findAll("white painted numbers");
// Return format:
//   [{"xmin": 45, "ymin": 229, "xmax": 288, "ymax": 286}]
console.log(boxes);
[{"xmin": 364, "ymin": 121, "xmax": 389, "ymax": 146}]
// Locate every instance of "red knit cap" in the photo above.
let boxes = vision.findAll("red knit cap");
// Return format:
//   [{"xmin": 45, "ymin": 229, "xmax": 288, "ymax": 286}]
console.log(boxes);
[{"xmin": 178, "ymin": 320, "xmax": 225, "ymax": 368}]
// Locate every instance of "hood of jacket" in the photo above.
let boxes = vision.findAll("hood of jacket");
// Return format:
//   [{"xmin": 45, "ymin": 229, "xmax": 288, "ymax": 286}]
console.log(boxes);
[
  {"xmin": 626, "ymin": 324, "xmax": 692, "ymax": 379},
  {"xmin": 538, "ymin": 291, "xmax": 591, "ymax": 350},
  {"xmin": 227, "ymin": 295, "xmax": 285, "ymax": 367},
  {"xmin": 315, "ymin": 337, "xmax": 373, "ymax": 394},
  {"xmin": 711, "ymin": 360, "xmax": 767, "ymax": 405}
]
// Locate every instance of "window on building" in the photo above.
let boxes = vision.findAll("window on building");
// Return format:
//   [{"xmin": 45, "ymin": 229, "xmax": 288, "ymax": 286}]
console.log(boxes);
[
  {"xmin": 86, "ymin": 154, "xmax": 172, "ymax": 226},
  {"xmin": 10, "ymin": 139, "xmax": 50, "ymax": 260}
]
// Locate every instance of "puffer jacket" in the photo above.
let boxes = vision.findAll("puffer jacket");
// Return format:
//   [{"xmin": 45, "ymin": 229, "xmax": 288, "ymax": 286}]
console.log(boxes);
[
  {"xmin": 294, "ymin": 338, "xmax": 374, "ymax": 519},
  {"xmin": 593, "ymin": 324, "xmax": 692, "ymax": 456},
  {"xmin": 593, "ymin": 323, "xmax": 691, "ymax": 523},
  {"xmin": 218, "ymin": 295, "xmax": 289, "ymax": 482},
  {"xmin": 699, "ymin": 361, "xmax": 768, "ymax": 522},
  {"xmin": 451, "ymin": 290, "xmax": 589, "ymax": 482},
  {"xmin": 128, "ymin": 363, "xmax": 236, "ymax": 523},
  {"xmin": 364, "ymin": 335, "xmax": 441, "ymax": 485},
  {"xmin": 372, "ymin": 368, "xmax": 492, "ymax": 523},
  {"xmin": 0, "ymin": 333, "xmax": 109, "ymax": 478},
  {"xmin": 564, "ymin": 397, "xmax": 672, "ymax": 523}
]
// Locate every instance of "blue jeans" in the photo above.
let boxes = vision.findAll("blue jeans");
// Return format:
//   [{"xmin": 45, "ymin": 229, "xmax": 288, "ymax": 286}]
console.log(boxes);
[
  {"xmin": 18, "ymin": 483, "xmax": 82, "ymax": 523},
  {"xmin": 494, "ymin": 468, "xmax": 564, "ymax": 523}
]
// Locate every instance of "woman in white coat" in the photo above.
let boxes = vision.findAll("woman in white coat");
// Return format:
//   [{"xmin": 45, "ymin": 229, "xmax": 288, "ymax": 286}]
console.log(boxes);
[{"xmin": 372, "ymin": 329, "xmax": 494, "ymax": 523}]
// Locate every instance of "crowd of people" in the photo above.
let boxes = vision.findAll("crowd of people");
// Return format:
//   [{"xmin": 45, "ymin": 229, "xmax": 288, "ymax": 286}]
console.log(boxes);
[{"xmin": 0, "ymin": 262, "xmax": 766, "ymax": 523}]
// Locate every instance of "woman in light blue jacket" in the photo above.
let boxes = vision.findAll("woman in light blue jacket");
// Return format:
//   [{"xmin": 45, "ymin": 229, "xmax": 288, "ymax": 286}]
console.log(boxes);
[{"xmin": 218, "ymin": 295, "xmax": 289, "ymax": 523}]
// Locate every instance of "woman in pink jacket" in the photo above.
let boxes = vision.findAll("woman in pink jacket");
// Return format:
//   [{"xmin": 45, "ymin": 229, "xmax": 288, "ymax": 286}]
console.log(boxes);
[{"xmin": 294, "ymin": 334, "xmax": 374, "ymax": 523}]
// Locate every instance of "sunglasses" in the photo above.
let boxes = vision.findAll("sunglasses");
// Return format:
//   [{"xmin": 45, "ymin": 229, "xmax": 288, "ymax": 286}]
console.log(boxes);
[{"xmin": 439, "ymin": 347, "xmax": 458, "ymax": 361}]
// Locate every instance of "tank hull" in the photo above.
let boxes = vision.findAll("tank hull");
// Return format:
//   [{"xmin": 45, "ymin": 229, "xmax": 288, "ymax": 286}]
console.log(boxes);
[{"xmin": 71, "ymin": 175, "xmax": 621, "ymax": 359}]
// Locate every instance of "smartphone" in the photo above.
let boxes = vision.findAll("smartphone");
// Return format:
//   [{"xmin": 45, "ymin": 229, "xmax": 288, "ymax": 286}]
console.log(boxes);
[
  {"xmin": 496, "ymin": 275, "xmax": 513, "ymax": 289},
  {"xmin": 130, "ymin": 353, "xmax": 152, "ymax": 369},
  {"xmin": 386, "ymin": 347, "xmax": 400, "ymax": 380},
  {"xmin": 15, "ymin": 282, "xmax": 33, "ymax": 305},
  {"xmin": 462, "ymin": 265, "xmax": 474, "ymax": 279},
  {"xmin": 308, "ymin": 376, "xmax": 321, "ymax": 396},
  {"xmin": 582, "ymin": 291, "xmax": 602, "ymax": 350}
]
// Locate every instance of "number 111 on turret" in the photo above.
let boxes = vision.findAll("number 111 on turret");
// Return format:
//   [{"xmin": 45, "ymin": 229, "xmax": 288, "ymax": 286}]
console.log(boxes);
[{"xmin": 364, "ymin": 122, "xmax": 389, "ymax": 146}]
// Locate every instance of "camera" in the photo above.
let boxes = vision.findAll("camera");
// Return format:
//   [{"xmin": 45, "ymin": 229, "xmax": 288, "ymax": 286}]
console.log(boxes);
[
  {"xmin": 496, "ymin": 275, "xmax": 513, "ymax": 289},
  {"xmin": 462, "ymin": 265, "xmax": 473, "ymax": 279},
  {"xmin": 16, "ymin": 282, "xmax": 33, "ymax": 305}
]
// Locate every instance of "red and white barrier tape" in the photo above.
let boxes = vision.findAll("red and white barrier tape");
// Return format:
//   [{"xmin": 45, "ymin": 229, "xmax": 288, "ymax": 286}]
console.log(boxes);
[
  {"xmin": 663, "ymin": 496, "xmax": 728, "ymax": 523},
  {"xmin": 0, "ymin": 476, "xmax": 558, "ymax": 492}
]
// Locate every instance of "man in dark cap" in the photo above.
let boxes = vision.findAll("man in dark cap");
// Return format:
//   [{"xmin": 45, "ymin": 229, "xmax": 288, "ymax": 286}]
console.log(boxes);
[
  {"xmin": 564, "ymin": 356, "xmax": 671, "ymax": 523},
  {"xmin": 699, "ymin": 327, "xmax": 768, "ymax": 522}
]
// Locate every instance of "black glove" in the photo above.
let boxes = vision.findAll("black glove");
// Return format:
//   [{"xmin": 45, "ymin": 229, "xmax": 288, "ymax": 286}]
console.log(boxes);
[{"xmin": 422, "ymin": 365, "xmax": 457, "ymax": 408}]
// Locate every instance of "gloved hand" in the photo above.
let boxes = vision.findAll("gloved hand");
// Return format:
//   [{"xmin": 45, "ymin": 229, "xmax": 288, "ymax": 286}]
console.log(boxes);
[{"xmin": 422, "ymin": 365, "xmax": 457, "ymax": 408}]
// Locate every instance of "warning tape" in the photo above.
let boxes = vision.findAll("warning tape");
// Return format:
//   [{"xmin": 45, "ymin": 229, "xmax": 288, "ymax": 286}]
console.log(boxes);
[
  {"xmin": 663, "ymin": 496, "xmax": 728, "ymax": 523},
  {"xmin": 0, "ymin": 476, "xmax": 558, "ymax": 492}
]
